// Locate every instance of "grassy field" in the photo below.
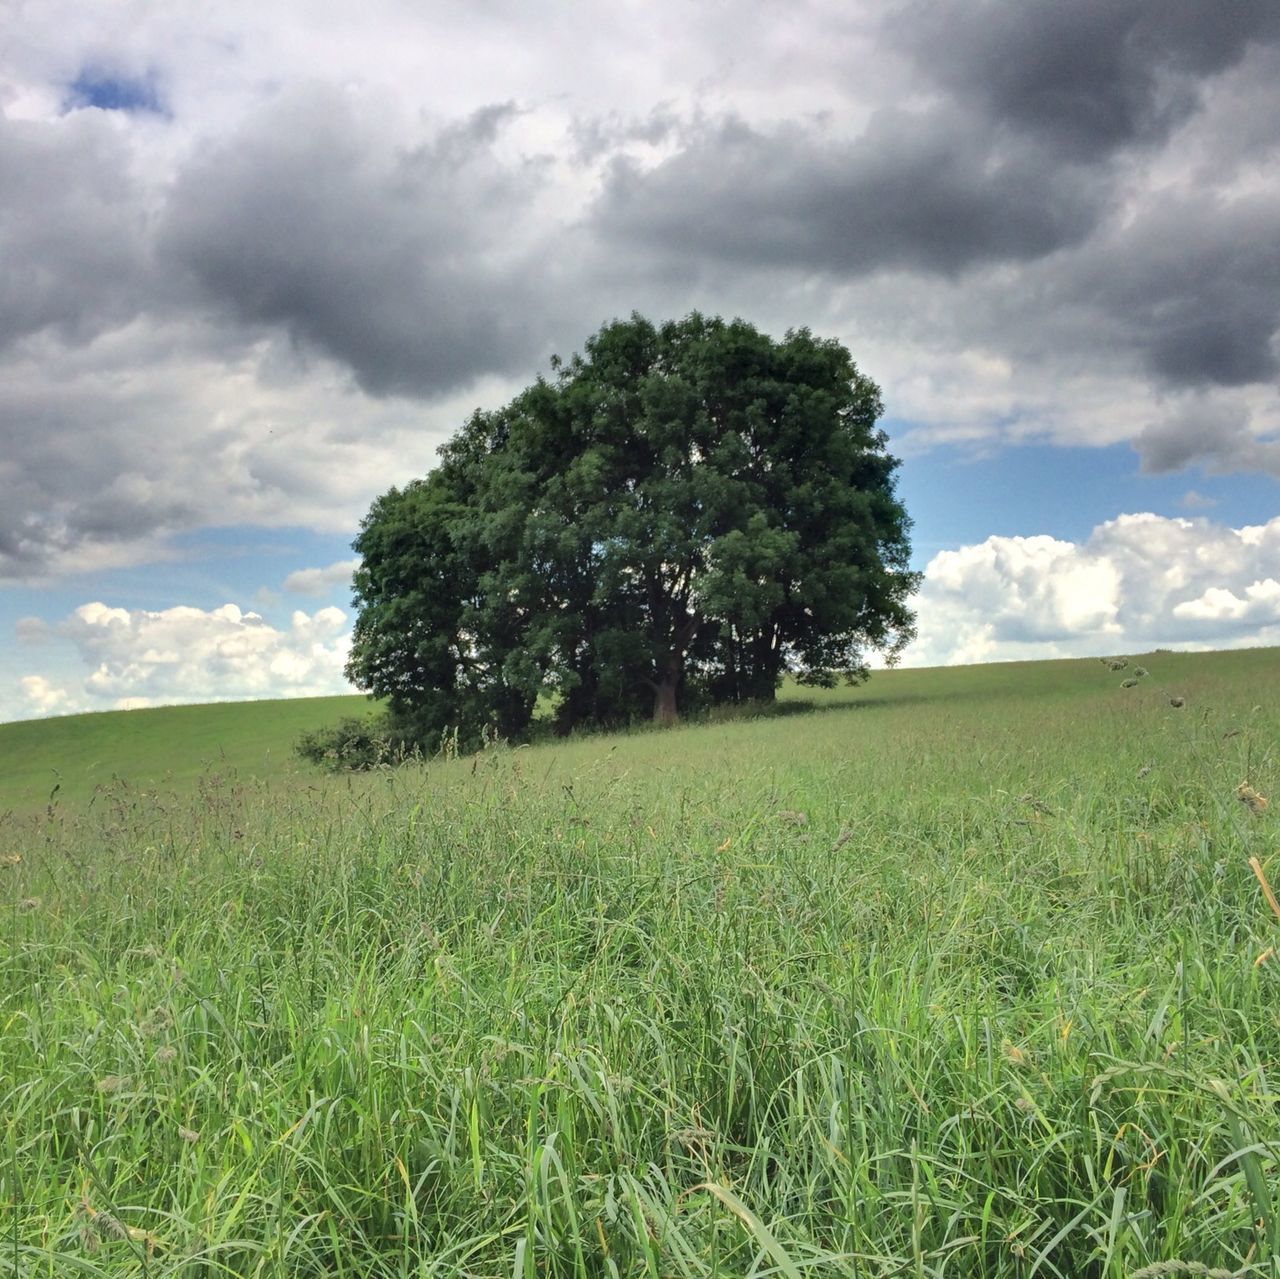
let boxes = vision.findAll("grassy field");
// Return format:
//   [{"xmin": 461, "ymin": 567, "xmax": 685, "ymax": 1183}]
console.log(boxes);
[
  {"xmin": 0, "ymin": 696, "xmax": 369, "ymax": 817},
  {"xmin": 1, "ymin": 647, "xmax": 1277, "ymax": 1277}
]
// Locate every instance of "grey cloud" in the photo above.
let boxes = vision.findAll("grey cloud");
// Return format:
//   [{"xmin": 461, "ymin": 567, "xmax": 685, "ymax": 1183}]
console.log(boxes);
[
  {"xmin": 858, "ymin": 171, "xmax": 1280, "ymax": 401},
  {"xmin": 3, "ymin": 1, "xmax": 1280, "ymax": 598},
  {"xmin": 0, "ymin": 367, "xmax": 202, "ymax": 579},
  {"xmin": 0, "ymin": 318, "xmax": 447, "ymax": 582},
  {"xmin": 892, "ymin": 0, "xmax": 1280, "ymax": 160},
  {"xmin": 1136, "ymin": 397, "xmax": 1280, "ymax": 476},
  {"xmin": 584, "ymin": 3, "xmax": 1280, "ymax": 397},
  {"xmin": 569, "ymin": 104, "xmax": 681, "ymax": 163},
  {"xmin": 160, "ymin": 88, "xmax": 556, "ymax": 398},
  {"xmin": 592, "ymin": 109, "xmax": 1110, "ymax": 278},
  {"xmin": 437, "ymin": 100, "xmax": 523, "ymax": 149},
  {"xmin": 1060, "ymin": 193, "xmax": 1280, "ymax": 389},
  {"xmin": 0, "ymin": 113, "xmax": 157, "ymax": 351}
]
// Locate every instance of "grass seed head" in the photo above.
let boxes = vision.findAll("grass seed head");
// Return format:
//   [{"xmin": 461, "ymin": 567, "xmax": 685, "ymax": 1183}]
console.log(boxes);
[
  {"xmin": 1002, "ymin": 1039, "xmax": 1030, "ymax": 1067},
  {"xmin": 1235, "ymin": 782, "xmax": 1268, "ymax": 816}
]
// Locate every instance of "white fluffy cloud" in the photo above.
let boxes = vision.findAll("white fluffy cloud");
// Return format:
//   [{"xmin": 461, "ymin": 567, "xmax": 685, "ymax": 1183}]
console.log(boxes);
[
  {"xmin": 1173, "ymin": 579, "xmax": 1280, "ymax": 625},
  {"xmin": 14, "ymin": 600, "xmax": 354, "ymax": 717},
  {"xmin": 906, "ymin": 513, "xmax": 1280, "ymax": 666},
  {"xmin": 18, "ymin": 674, "xmax": 77, "ymax": 716}
]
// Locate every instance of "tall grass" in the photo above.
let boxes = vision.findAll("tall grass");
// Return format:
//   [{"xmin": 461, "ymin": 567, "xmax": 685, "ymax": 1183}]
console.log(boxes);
[{"xmin": 1, "ymin": 651, "xmax": 1277, "ymax": 1276}]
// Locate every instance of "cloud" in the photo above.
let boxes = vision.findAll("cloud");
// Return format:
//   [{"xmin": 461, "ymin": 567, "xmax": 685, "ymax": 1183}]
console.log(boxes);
[
  {"xmin": 283, "ymin": 558, "xmax": 359, "ymax": 598},
  {"xmin": 892, "ymin": 0, "xmax": 1280, "ymax": 160},
  {"xmin": 15, "ymin": 617, "xmax": 52, "ymax": 644},
  {"xmin": 592, "ymin": 107, "xmax": 1110, "ymax": 278},
  {"xmin": 0, "ymin": 111, "xmax": 159, "ymax": 353},
  {"xmin": 1173, "ymin": 579, "xmax": 1280, "ymax": 626},
  {"xmin": 907, "ymin": 513, "xmax": 1280, "ymax": 665},
  {"xmin": 584, "ymin": 9, "xmax": 1280, "ymax": 426},
  {"xmin": 1136, "ymin": 396, "xmax": 1280, "ymax": 476},
  {"xmin": 18, "ymin": 674, "xmax": 78, "ymax": 717},
  {"xmin": 38, "ymin": 600, "xmax": 355, "ymax": 709},
  {"xmin": 160, "ymin": 87, "xmax": 558, "ymax": 398},
  {"xmin": 0, "ymin": 0, "xmax": 1278, "ymax": 599},
  {"xmin": 1066, "ymin": 192, "xmax": 1280, "ymax": 388},
  {"xmin": 1180, "ymin": 490, "xmax": 1217, "ymax": 510},
  {"xmin": 0, "ymin": 316, "xmax": 494, "ymax": 582}
]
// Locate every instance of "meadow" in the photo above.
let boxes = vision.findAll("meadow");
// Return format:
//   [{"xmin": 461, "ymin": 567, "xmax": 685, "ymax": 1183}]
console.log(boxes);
[
  {"xmin": 0, "ymin": 697, "xmax": 367, "ymax": 819},
  {"xmin": 1, "ymin": 648, "xmax": 1277, "ymax": 1277}
]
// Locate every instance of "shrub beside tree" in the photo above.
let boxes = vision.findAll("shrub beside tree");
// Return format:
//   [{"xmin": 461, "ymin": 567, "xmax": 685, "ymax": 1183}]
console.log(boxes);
[{"xmin": 339, "ymin": 312, "xmax": 919, "ymax": 756}]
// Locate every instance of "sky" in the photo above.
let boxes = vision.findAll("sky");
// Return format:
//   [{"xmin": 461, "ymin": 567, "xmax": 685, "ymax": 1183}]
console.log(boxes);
[{"xmin": 1, "ymin": 0, "xmax": 1278, "ymax": 721}]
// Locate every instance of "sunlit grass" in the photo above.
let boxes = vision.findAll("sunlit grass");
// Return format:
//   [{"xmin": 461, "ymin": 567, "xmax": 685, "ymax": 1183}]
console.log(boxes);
[
  {"xmin": 2, "ymin": 649, "xmax": 1277, "ymax": 1276},
  {"xmin": 0, "ymin": 696, "xmax": 369, "ymax": 816}
]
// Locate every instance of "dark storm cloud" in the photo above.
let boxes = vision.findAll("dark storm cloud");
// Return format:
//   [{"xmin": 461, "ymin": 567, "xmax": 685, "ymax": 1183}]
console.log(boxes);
[
  {"xmin": 1047, "ymin": 191, "xmax": 1280, "ymax": 389},
  {"xmin": 0, "ymin": 112, "xmax": 156, "ymax": 351},
  {"xmin": 891, "ymin": 0, "xmax": 1280, "ymax": 160},
  {"xmin": 160, "ymin": 87, "xmax": 554, "ymax": 397},
  {"xmin": 592, "ymin": 108, "xmax": 1110, "ymax": 277}
]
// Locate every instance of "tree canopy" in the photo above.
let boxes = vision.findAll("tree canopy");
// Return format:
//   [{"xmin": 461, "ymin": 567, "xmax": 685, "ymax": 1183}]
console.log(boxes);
[{"xmin": 346, "ymin": 313, "xmax": 919, "ymax": 746}]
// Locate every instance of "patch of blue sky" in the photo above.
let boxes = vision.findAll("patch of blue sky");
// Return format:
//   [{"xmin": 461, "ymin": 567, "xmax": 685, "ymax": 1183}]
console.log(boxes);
[
  {"xmin": 66, "ymin": 69, "xmax": 166, "ymax": 115},
  {"xmin": 141, "ymin": 526, "xmax": 358, "ymax": 620},
  {"xmin": 0, "ymin": 525, "xmax": 360, "ymax": 723},
  {"xmin": 894, "ymin": 441, "xmax": 1279, "ymax": 568}
]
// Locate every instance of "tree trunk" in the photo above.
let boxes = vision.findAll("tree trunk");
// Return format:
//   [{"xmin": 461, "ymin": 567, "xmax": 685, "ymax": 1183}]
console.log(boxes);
[
  {"xmin": 742, "ymin": 626, "xmax": 782, "ymax": 702},
  {"xmin": 651, "ymin": 612, "xmax": 697, "ymax": 725},
  {"xmin": 653, "ymin": 677, "xmax": 679, "ymax": 725}
]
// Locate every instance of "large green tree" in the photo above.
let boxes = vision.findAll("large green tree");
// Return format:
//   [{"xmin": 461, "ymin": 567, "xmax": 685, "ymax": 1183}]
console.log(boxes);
[{"xmin": 347, "ymin": 313, "xmax": 919, "ymax": 742}]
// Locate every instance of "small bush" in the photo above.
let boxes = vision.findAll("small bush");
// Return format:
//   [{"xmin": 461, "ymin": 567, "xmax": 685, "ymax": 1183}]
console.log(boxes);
[{"xmin": 294, "ymin": 715, "xmax": 412, "ymax": 772}]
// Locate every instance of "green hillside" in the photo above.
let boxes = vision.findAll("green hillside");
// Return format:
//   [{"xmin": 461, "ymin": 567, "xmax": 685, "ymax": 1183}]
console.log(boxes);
[
  {"xmin": 2, "ymin": 646, "xmax": 1272, "ymax": 816},
  {"xmin": 0, "ymin": 694, "xmax": 369, "ymax": 815},
  {"xmin": 2, "ymin": 646, "xmax": 1277, "ymax": 1276}
]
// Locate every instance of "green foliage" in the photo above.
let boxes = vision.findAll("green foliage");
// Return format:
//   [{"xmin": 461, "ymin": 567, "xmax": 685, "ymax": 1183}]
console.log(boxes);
[
  {"xmin": 293, "ymin": 714, "xmax": 412, "ymax": 771},
  {"xmin": 347, "ymin": 313, "xmax": 919, "ymax": 747}
]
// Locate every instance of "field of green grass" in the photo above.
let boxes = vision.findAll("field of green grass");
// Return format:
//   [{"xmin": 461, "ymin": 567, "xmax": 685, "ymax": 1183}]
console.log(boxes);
[
  {"xmin": 0, "ymin": 696, "xmax": 369, "ymax": 817},
  {"xmin": 2, "ymin": 648, "xmax": 1277, "ymax": 1277}
]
